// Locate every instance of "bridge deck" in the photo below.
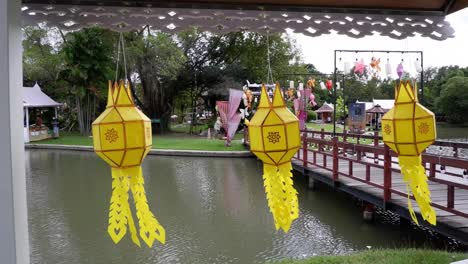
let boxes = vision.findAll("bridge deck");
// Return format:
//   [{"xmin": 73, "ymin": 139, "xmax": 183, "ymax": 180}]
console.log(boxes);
[{"xmin": 290, "ymin": 130, "xmax": 468, "ymax": 245}]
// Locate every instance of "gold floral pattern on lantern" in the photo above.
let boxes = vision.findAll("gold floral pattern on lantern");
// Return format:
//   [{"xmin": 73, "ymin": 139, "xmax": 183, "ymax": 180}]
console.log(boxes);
[
  {"xmin": 384, "ymin": 124, "xmax": 392, "ymax": 135},
  {"xmin": 418, "ymin": 122, "xmax": 430, "ymax": 135},
  {"xmin": 267, "ymin": 132, "xmax": 281, "ymax": 144},
  {"xmin": 105, "ymin": 128, "xmax": 119, "ymax": 143}
]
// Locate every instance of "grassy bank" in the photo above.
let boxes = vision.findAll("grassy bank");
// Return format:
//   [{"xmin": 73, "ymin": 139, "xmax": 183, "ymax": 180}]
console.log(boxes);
[
  {"xmin": 277, "ymin": 249, "xmax": 467, "ymax": 264},
  {"xmin": 30, "ymin": 132, "xmax": 246, "ymax": 151}
]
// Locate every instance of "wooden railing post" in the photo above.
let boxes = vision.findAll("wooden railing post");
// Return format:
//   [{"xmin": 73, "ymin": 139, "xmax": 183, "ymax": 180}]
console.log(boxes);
[
  {"xmin": 319, "ymin": 128, "xmax": 325, "ymax": 151},
  {"xmin": 448, "ymin": 185, "xmax": 455, "ymax": 209},
  {"xmin": 429, "ymin": 163, "xmax": 436, "ymax": 178},
  {"xmin": 333, "ymin": 136, "xmax": 339, "ymax": 181},
  {"xmin": 303, "ymin": 132, "xmax": 308, "ymax": 168},
  {"xmin": 343, "ymin": 130, "xmax": 348, "ymax": 157},
  {"xmin": 374, "ymin": 131, "xmax": 379, "ymax": 164},
  {"xmin": 383, "ymin": 145, "xmax": 392, "ymax": 201}
]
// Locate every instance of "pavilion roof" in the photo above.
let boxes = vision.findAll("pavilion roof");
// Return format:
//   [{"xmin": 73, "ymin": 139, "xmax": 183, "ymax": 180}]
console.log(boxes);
[
  {"xmin": 315, "ymin": 102, "xmax": 334, "ymax": 113},
  {"xmin": 23, "ymin": 84, "xmax": 62, "ymax": 108},
  {"xmin": 21, "ymin": 0, "xmax": 466, "ymax": 40}
]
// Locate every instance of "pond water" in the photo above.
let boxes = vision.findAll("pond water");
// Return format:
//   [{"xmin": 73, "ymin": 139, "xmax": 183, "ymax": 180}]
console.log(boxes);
[
  {"xmin": 27, "ymin": 150, "xmax": 444, "ymax": 264},
  {"xmin": 436, "ymin": 123, "xmax": 468, "ymax": 139}
]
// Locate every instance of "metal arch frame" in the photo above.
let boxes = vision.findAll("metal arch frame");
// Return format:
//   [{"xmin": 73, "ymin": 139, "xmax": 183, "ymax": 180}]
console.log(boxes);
[{"xmin": 333, "ymin": 49, "xmax": 424, "ymax": 135}]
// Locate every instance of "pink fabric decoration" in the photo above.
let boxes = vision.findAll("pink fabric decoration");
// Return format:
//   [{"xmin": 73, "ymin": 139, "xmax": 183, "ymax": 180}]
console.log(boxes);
[
  {"xmin": 354, "ymin": 59, "xmax": 365, "ymax": 75},
  {"xmin": 227, "ymin": 89, "xmax": 243, "ymax": 142},
  {"xmin": 309, "ymin": 93, "xmax": 317, "ymax": 106},
  {"xmin": 216, "ymin": 101, "xmax": 229, "ymax": 133}
]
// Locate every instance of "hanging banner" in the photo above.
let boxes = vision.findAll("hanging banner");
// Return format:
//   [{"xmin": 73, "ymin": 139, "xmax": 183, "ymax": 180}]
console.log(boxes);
[
  {"xmin": 92, "ymin": 80, "xmax": 165, "ymax": 247},
  {"xmin": 248, "ymin": 83, "xmax": 301, "ymax": 232}
]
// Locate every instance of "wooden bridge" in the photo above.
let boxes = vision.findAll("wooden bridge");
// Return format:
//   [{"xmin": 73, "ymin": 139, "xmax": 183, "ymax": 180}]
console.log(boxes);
[{"xmin": 288, "ymin": 129, "xmax": 468, "ymax": 245}]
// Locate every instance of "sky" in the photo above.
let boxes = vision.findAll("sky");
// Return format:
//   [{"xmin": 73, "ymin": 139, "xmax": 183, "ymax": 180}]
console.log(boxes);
[{"xmin": 290, "ymin": 8, "xmax": 468, "ymax": 74}]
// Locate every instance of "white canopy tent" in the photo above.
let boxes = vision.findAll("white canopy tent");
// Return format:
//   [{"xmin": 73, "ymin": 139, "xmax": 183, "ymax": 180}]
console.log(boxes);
[
  {"xmin": 22, "ymin": 83, "xmax": 62, "ymax": 143},
  {"xmin": 1, "ymin": 0, "xmax": 467, "ymax": 263}
]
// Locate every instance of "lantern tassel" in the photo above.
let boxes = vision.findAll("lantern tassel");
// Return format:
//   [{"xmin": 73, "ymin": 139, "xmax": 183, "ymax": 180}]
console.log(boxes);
[
  {"xmin": 108, "ymin": 168, "xmax": 140, "ymax": 246},
  {"xmin": 108, "ymin": 167, "xmax": 166, "ymax": 247},
  {"xmin": 399, "ymin": 156, "xmax": 436, "ymax": 226},
  {"xmin": 263, "ymin": 162, "xmax": 299, "ymax": 232},
  {"xmin": 129, "ymin": 166, "xmax": 166, "ymax": 247}
]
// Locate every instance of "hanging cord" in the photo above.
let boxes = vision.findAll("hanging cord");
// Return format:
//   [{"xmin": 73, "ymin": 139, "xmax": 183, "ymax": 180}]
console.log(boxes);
[
  {"xmin": 114, "ymin": 32, "xmax": 129, "ymax": 83},
  {"xmin": 115, "ymin": 34, "xmax": 122, "ymax": 81},
  {"xmin": 266, "ymin": 30, "xmax": 274, "ymax": 85},
  {"xmin": 121, "ymin": 33, "xmax": 128, "ymax": 84}
]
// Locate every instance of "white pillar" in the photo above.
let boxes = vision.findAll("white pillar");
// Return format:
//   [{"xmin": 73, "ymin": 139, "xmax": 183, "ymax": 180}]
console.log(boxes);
[
  {"xmin": 24, "ymin": 107, "xmax": 30, "ymax": 143},
  {"xmin": 0, "ymin": 0, "xmax": 30, "ymax": 263}
]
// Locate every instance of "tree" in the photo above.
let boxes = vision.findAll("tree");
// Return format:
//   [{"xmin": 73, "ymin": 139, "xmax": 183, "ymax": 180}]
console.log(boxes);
[
  {"xmin": 336, "ymin": 96, "xmax": 348, "ymax": 120},
  {"xmin": 59, "ymin": 28, "xmax": 115, "ymax": 135},
  {"xmin": 23, "ymin": 26, "xmax": 65, "ymax": 98},
  {"xmin": 125, "ymin": 29, "xmax": 185, "ymax": 132},
  {"xmin": 436, "ymin": 76, "xmax": 468, "ymax": 124}
]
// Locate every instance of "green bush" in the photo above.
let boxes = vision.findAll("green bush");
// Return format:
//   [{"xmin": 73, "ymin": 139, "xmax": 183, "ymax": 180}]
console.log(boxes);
[
  {"xmin": 436, "ymin": 76, "xmax": 468, "ymax": 124},
  {"xmin": 307, "ymin": 110, "xmax": 317, "ymax": 121}
]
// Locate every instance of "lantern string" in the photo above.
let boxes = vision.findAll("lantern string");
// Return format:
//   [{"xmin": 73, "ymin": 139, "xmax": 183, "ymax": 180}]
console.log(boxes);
[
  {"xmin": 114, "ymin": 32, "xmax": 129, "ymax": 83},
  {"xmin": 115, "ymin": 34, "xmax": 122, "ymax": 81},
  {"xmin": 266, "ymin": 30, "xmax": 274, "ymax": 85}
]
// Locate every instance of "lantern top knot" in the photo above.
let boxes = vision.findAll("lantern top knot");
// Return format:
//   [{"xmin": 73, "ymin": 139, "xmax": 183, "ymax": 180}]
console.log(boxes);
[
  {"xmin": 395, "ymin": 80, "xmax": 419, "ymax": 105},
  {"xmin": 107, "ymin": 80, "xmax": 134, "ymax": 108},
  {"xmin": 259, "ymin": 82, "xmax": 286, "ymax": 109}
]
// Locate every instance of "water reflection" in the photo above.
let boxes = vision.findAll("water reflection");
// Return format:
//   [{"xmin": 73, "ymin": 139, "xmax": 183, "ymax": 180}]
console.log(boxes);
[{"xmin": 27, "ymin": 150, "xmax": 433, "ymax": 264}]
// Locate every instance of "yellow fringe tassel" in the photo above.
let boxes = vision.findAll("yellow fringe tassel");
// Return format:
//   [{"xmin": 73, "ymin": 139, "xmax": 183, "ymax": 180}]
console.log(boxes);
[
  {"xmin": 399, "ymin": 156, "xmax": 436, "ymax": 225},
  {"xmin": 108, "ymin": 167, "xmax": 166, "ymax": 247},
  {"xmin": 263, "ymin": 162, "xmax": 299, "ymax": 232}
]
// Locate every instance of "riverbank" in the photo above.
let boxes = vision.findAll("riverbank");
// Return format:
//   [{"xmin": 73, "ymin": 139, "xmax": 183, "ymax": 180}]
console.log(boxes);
[
  {"xmin": 278, "ymin": 249, "xmax": 467, "ymax": 264},
  {"xmin": 30, "ymin": 132, "xmax": 246, "ymax": 151}
]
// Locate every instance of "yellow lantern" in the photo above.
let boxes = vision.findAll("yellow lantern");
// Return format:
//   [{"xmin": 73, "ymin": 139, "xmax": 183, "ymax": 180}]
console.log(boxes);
[
  {"xmin": 92, "ymin": 80, "xmax": 165, "ymax": 247},
  {"xmin": 248, "ymin": 83, "xmax": 300, "ymax": 232},
  {"xmin": 381, "ymin": 81, "xmax": 436, "ymax": 225}
]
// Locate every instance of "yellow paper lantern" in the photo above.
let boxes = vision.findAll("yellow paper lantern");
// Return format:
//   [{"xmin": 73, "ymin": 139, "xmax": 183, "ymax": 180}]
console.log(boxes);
[
  {"xmin": 381, "ymin": 80, "xmax": 436, "ymax": 225},
  {"xmin": 248, "ymin": 83, "xmax": 300, "ymax": 232},
  {"xmin": 92, "ymin": 80, "xmax": 165, "ymax": 247}
]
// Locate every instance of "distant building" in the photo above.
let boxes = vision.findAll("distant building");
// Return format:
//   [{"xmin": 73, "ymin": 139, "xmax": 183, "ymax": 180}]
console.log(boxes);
[
  {"xmin": 314, "ymin": 102, "xmax": 334, "ymax": 123},
  {"xmin": 23, "ymin": 83, "xmax": 62, "ymax": 142}
]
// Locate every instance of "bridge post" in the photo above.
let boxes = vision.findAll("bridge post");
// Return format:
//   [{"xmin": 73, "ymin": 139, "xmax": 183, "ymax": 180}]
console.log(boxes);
[
  {"xmin": 332, "ymin": 136, "xmax": 339, "ymax": 181},
  {"xmin": 383, "ymin": 145, "xmax": 392, "ymax": 202},
  {"xmin": 342, "ymin": 129, "xmax": 347, "ymax": 157},
  {"xmin": 303, "ymin": 132, "xmax": 308, "ymax": 168},
  {"xmin": 373, "ymin": 131, "xmax": 379, "ymax": 164}
]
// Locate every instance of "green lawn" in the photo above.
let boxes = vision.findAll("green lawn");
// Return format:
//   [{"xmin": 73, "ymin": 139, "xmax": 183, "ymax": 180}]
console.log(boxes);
[
  {"xmin": 306, "ymin": 122, "xmax": 343, "ymax": 133},
  {"xmin": 31, "ymin": 132, "xmax": 246, "ymax": 151},
  {"xmin": 277, "ymin": 249, "xmax": 467, "ymax": 264}
]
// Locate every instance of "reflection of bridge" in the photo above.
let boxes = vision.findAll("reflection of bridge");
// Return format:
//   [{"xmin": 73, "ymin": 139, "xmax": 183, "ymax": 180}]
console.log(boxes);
[{"xmin": 291, "ymin": 129, "xmax": 468, "ymax": 245}]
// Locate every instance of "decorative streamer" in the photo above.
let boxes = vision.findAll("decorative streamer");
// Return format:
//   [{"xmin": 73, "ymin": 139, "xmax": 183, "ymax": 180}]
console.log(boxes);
[
  {"xmin": 248, "ymin": 83, "xmax": 300, "ymax": 232},
  {"xmin": 92, "ymin": 80, "xmax": 166, "ymax": 247},
  {"xmin": 397, "ymin": 62, "xmax": 404, "ymax": 79},
  {"xmin": 385, "ymin": 59, "xmax": 392, "ymax": 78},
  {"xmin": 381, "ymin": 81, "xmax": 437, "ymax": 226},
  {"xmin": 414, "ymin": 58, "xmax": 422, "ymax": 73},
  {"xmin": 320, "ymin": 81, "xmax": 326, "ymax": 90},
  {"xmin": 344, "ymin": 61, "xmax": 351, "ymax": 74}
]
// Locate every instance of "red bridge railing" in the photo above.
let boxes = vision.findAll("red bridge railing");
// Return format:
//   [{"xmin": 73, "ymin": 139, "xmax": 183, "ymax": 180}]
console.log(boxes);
[{"xmin": 294, "ymin": 129, "xmax": 468, "ymax": 219}]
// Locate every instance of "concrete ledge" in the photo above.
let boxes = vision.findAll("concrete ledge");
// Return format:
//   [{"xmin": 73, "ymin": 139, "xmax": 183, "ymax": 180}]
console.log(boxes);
[{"xmin": 25, "ymin": 144, "xmax": 254, "ymax": 158}]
